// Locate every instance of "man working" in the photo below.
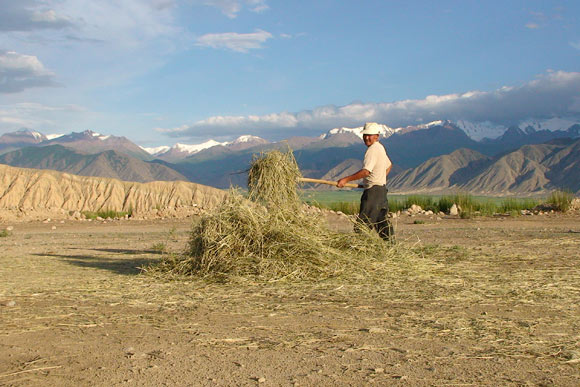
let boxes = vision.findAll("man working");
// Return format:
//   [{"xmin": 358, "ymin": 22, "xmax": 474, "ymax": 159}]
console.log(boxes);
[{"xmin": 337, "ymin": 122, "xmax": 393, "ymax": 240}]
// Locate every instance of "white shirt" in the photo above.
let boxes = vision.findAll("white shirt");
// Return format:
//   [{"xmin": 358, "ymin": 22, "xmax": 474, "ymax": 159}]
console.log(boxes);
[{"xmin": 362, "ymin": 142, "xmax": 391, "ymax": 189}]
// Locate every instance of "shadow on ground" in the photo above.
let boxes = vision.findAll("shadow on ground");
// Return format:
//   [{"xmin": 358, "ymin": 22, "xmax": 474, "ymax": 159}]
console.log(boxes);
[
  {"xmin": 66, "ymin": 247, "xmax": 163, "ymax": 255},
  {"xmin": 33, "ymin": 253, "xmax": 159, "ymax": 275}
]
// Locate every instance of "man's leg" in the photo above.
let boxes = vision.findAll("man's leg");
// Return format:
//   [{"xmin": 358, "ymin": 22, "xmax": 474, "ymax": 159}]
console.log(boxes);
[
  {"xmin": 358, "ymin": 186, "xmax": 388, "ymax": 236},
  {"xmin": 376, "ymin": 194, "xmax": 394, "ymax": 241}
]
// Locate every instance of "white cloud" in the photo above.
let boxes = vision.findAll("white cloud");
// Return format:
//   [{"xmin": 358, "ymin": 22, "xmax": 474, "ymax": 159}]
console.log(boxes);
[
  {"xmin": 0, "ymin": 1, "xmax": 187, "ymax": 91},
  {"xmin": 0, "ymin": 50, "xmax": 58, "ymax": 93},
  {"xmin": 197, "ymin": 0, "xmax": 269, "ymax": 18},
  {"xmin": 0, "ymin": 0, "xmax": 73, "ymax": 32},
  {"xmin": 0, "ymin": 1, "xmax": 182, "ymax": 50},
  {"xmin": 525, "ymin": 22, "xmax": 540, "ymax": 29},
  {"xmin": 196, "ymin": 30, "xmax": 273, "ymax": 52},
  {"xmin": 247, "ymin": 0, "xmax": 269, "ymax": 13},
  {"xmin": 158, "ymin": 71, "xmax": 580, "ymax": 139},
  {"xmin": 571, "ymin": 41, "xmax": 580, "ymax": 50}
]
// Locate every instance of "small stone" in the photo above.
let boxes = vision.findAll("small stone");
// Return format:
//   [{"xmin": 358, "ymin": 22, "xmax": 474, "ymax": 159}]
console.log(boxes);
[
  {"xmin": 449, "ymin": 204, "xmax": 459, "ymax": 216},
  {"xmin": 409, "ymin": 204, "xmax": 422, "ymax": 213},
  {"xmin": 5, "ymin": 226, "xmax": 13, "ymax": 231},
  {"xmin": 5, "ymin": 300, "xmax": 16, "ymax": 307},
  {"xmin": 368, "ymin": 327, "xmax": 386, "ymax": 334},
  {"xmin": 374, "ymin": 368, "xmax": 385, "ymax": 374},
  {"xmin": 257, "ymin": 377, "xmax": 266, "ymax": 383},
  {"xmin": 51, "ymin": 226, "xmax": 57, "ymax": 230}
]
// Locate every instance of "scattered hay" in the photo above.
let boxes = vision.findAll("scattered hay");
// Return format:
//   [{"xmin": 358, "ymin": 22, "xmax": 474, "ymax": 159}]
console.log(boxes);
[{"xmin": 152, "ymin": 149, "xmax": 419, "ymax": 282}]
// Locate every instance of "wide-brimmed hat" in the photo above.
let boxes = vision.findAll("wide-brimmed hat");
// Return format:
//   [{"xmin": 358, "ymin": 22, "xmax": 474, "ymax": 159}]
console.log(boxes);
[{"xmin": 361, "ymin": 122, "xmax": 381, "ymax": 135}]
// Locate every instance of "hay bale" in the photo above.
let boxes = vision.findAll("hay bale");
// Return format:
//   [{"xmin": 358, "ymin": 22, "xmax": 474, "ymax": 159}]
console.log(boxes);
[{"xmin": 152, "ymin": 149, "xmax": 411, "ymax": 282}]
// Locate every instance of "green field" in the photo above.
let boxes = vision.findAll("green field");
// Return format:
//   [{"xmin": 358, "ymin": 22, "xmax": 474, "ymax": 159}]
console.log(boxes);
[{"xmin": 299, "ymin": 190, "xmax": 572, "ymax": 217}]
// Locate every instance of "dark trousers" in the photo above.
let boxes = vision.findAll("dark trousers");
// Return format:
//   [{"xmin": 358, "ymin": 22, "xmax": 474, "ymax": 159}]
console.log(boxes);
[{"xmin": 358, "ymin": 185, "xmax": 393, "ymax": 240}]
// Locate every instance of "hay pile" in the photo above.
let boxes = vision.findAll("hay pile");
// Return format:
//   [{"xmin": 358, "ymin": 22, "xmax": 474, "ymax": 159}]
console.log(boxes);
[{"xmin": 154, "ymin": 149, "xmax": 406, "ymax": 282}]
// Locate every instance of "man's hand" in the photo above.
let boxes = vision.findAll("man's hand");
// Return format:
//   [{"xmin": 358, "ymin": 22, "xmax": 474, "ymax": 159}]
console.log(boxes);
[
  {"xmin": 337, "ymin": 178, "xmax": 349, "ymax": 188},
  {"xmin": 337, "ymin": 169, "xmax": 370, "ymax": 188}
]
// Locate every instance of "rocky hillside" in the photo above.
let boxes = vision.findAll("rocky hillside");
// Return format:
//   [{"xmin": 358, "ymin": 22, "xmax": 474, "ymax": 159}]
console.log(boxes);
[
  {"xmin": 0, "ymin": 164, "xmax": 226, "ymax": 220},
  {"xmin": 389, "ymin": 139, "xmax": 580, "ymax": 195}
]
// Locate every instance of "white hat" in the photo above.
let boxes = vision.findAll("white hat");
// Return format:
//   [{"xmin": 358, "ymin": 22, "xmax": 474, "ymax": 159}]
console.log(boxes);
[{"xmin": 361, "ymin": 122, "xmax": 381, "ymax": 135}]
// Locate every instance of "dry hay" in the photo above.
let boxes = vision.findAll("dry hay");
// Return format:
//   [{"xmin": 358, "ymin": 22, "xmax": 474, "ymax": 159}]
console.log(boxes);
[
  {"xmin": 152, "ymin": 149, "xmax": 420, "ymax": 282},
  {"xmin": 247, "ymin": 149, "xmax": 302, "ymax": 209}
]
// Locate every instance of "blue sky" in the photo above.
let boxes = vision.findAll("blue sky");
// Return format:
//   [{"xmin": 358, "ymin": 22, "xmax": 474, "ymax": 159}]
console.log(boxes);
[{"xmin": 0, "ymin": 0, "xmax": 579, "ymax": 146}]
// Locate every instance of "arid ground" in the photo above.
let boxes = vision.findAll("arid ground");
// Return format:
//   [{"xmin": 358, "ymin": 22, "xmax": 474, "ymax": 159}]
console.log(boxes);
[{"xmin": 1, "ymin": 213, "xmax": 579, "ymax": 386}]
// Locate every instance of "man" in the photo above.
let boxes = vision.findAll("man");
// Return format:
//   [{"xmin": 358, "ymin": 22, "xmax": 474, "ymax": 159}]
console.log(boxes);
[{"xmin": 337, "ymin": 122, "xmax": 393, "ymax": 240}]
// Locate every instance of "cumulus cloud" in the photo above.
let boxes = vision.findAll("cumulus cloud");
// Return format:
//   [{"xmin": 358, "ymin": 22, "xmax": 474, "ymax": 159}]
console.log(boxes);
[
  {"xmin": 158, "ymin": 71, "xmax": 580, "ymax": 139},
  {"xmin": 0, "ymin": 0, "xmax": 73, "ymax": 32},
  {"xmin": 196, "ymin": 30, "xmax": 273, "ymax": 52},
  {"xmin": 0, "ymin": 50, "xmax": 58, "ymax": 93}
]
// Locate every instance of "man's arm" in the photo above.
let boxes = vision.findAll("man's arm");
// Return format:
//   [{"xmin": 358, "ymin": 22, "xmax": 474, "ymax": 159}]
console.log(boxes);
[
  {"xmin": 337, "ymin": 169, "xmax": 370, "ymax": 188},
  {"xmin": 386, "ymin": 164, "xmax": 392, "ymax": 179}
]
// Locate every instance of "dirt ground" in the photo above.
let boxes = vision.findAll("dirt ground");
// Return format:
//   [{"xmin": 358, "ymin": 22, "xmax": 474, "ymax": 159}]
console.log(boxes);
[{"xmin": 1, "ymin": 212, "xmax": 579, "ymax": 386}]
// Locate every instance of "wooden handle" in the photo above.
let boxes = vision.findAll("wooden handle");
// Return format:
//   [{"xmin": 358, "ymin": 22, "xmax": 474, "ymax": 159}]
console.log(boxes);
[{"xmin": 299, "ymin": 177, "xmax": 359, "ymax": 188}]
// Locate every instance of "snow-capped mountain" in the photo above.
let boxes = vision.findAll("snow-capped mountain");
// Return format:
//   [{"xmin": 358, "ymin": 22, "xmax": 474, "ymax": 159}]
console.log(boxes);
[
  {"xmin": 320, "ymin": 123, "xmax": 399, "ymax": 140},
  {"xmin": 0, "ymin": 129, "xmax": 49, "ymax": 153},
  {"xmin": 0, "ymin": 128, "xmax": 47, "ymax": 144},
  {"xmin": 225, "ymin": 135, "xmax": 269, "ymax": 151},
  {"xmin": 319, "ymin": 118, "xmax": 579, "ymax": 144},
  {"xmin": 231, "ymin": 135, "xmax": 263, "ymax": 144},
  {"xmin": 320, "ymin": 121, "xmax": 448, "ymax": 140},
  {"xmin": 455, "ymin": 118, "xmax": 579, "ymax": 141},
  {"xmin": 143, "ymin": 135, "xmax": 269, "ymax": 162},
  {"xmin": 454, "ymin": 120, "xmax": 508, "ymax": 141},
  {"xmin": 518, "ymin": 117, "xmax": 578, "ymax": 132}
]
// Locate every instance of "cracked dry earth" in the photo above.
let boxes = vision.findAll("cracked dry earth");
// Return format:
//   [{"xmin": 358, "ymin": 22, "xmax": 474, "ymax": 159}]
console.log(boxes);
[{"xmin": 1, "ymin": 213, "xmax": 579, "ymax": 386}]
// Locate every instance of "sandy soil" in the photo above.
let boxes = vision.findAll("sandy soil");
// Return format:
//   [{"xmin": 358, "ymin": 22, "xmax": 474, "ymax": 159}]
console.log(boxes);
[{"xmin": 1, "ymin": 213, "xmax": 579, "ymax": 386}]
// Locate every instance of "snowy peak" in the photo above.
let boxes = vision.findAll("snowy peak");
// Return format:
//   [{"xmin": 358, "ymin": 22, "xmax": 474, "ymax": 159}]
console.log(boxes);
[
  {"xmin": 0, "ymin": 128, "xmax": 48, "ymax": 144},
  {"xmin": 141, "ymin": 145, "xmax": 171, "ymax": 156},
  {"xmin": 454, "ymin": 120, "xmax": 508, "ymax": 141},
  {"xmin": 455, "ymin": 118, "xmax": 580, "ymax": 141},
  {"xmin": 231, "ymin": 135, "xmax": 267, "ymax": 144},
  {"xmin": 518, "ymin": 118, "xmax": 578, "ymax": 132},
  {"xmin": 320, "ymin": 121, "xmax": 450, "ymax": 141},
  {"xmin": 226, "ymin": 134, "xmax": 269, "ymax": 151},
  {"xmin": 174, "ymin": 140, "xmax": 225, "ymax": 154},
  {"xmin": 320, "ymin": 123, "xmax": 399, "ymax": 140}
]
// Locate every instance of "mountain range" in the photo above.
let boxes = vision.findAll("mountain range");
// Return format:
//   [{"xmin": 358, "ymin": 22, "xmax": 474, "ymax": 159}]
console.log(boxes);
[
  {"xmin": 0, "ymin": 145, "xmax": 187, "ymax": 183},
  {"xmin": 0, "ymin": 118, "xmax": 578, "ymax": 194}
]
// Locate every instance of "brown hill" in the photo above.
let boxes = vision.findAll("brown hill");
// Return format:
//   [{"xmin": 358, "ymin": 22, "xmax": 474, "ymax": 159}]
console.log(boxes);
[
  {"xmin": 0, "ymin": 164, "xmax": 226, "ymax": 220},
  {"xmin": 389, "ymin": 149, "xmax": 491, "ymax": 193},
  {"xmin": 388, "ymin": 139, "xmax": 580, "ymax": 195}
]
